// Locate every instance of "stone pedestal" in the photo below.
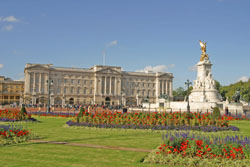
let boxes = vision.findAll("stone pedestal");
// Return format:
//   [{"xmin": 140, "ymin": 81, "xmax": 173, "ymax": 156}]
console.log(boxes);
[{"xmin": 189, "ymin": 59, "xmax": 222, "ymax": 103}]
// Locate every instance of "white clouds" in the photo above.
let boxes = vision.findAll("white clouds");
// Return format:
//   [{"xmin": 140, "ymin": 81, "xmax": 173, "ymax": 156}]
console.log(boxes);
[
  {"xmin": 0, "ymin": 64, "xmax": 4, "ymax": 69},
  {"xmin": 136, "ymin": 64, "xmax": 175, "ymax": 73},
  {"xmin": 106, "ymin": 40, "xmax": 118, "ymax": 47},
  {"xmin": 0, "ymin": 16, "xmax": 19, "ymax": 32},
  {"xmin": 4, "ymin": 16, "xmax": 18, "ymax": 22},
  {"xmin": 189, "ymin": 65, "xmax": 197, "ymax": 71},
  {"xmin": 0, "ymin": 16, "xmax": 19, "ymax": 22},
  {"xmin": 2, "ymin": 25, "xmax": 13, "ymax": 31},
  {"xmin": 238, "ymin": 76, "xmax": 249, "ymax": 82}
]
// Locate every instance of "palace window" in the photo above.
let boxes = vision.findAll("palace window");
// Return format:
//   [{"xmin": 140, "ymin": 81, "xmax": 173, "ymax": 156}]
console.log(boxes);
[
  {"xmin": 70, "ymin": 87, "xmax": 74, "ymax": 94},
  {"xmin": 57, "ymin": 87, "xmax": 61, "ymax": 94}
]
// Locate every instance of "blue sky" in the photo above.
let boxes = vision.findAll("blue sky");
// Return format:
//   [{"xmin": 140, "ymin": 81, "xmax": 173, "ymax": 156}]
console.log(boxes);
[{"xmin": 0, "ymin": 0, "xmax": 249, "ymax": 89}]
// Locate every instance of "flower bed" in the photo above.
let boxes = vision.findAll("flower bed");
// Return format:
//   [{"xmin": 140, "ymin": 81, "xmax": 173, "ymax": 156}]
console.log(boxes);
[
  {"xmin": 66, "ymin": 120, "xmax": 239, "ymax": 132},
  {"xmin": 0, "ymin": 124, "xmax": 35, "ymax": 146},
  {"xmin": 68, "ymin": 111, "xmax": 238, "ymax": 131},
  {"xmin": 143, "ymin": 131, "xmax": 250, "ymax": 166},
  {"xmin": 0, "ymin": 109, "xmax": 36, "ymax": 122}
]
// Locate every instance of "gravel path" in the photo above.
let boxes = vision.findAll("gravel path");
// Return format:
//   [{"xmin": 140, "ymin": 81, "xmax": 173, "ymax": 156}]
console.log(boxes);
[{"xmin": 29, "ymin": 139, "xmax": 152, "ymax": 153}]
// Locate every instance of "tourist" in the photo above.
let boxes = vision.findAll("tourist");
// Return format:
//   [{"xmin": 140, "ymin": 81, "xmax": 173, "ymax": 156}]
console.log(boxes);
[{"xmin": 225, "ymin": 107, "xmax": 229, "ymax": 116}]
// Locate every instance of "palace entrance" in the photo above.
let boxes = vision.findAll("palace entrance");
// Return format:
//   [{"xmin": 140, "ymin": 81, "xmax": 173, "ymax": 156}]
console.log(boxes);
[
  {"xmin": 69, "ymin": 98, "xmax": 74, "ymax": 105},
  {"xmin": 105, "ymin": 97, "xmax": 110, "ymax": 105}
]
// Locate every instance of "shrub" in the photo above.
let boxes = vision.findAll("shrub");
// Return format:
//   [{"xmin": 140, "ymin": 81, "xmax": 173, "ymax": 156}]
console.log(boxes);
[
  {"xmin": 212, "ymin": 107, "xmax": 221, "ymax": 120},
  {"xmin": 20, "ymin": 106, "xmax": 28, "ymax": 120},
  {"xmin": 77, "ymin": 107, "xmax": 85, "ymax": 123}
]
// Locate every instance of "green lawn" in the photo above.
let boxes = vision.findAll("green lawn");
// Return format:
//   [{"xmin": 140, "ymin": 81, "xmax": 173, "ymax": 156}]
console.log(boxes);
[{"xmin": 0, "ymin": 117, "xmax": 250, "ymax": 167}]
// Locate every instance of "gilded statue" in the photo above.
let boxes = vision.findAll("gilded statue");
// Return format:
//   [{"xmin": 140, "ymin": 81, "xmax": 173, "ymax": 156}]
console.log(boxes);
[{"xmin": 199, "ymin": 40, "xmax": 209, "ymax": 61}]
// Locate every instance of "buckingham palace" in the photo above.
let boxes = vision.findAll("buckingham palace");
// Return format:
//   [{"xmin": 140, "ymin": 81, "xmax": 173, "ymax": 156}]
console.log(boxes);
[{"xmin": 23, "ymin": 63, "xmax": 173, "ymax": 106}]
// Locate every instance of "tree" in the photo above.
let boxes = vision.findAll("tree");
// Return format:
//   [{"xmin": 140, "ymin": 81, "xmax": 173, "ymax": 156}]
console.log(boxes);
[
  {"xmin": 173, "ymin": 87, "xmax": 186, "ymax": 97},
  {"xmin": 215, "ymin": 80, "xmax": 221, "ymax": 91},
  {"xmin": 173, "ymin": 86, "xmax": 193, "ymax": 101},
  {"xmin": 242, "ymin": 87, "xmax": 250, "ymax": 105},
  {"xmin": 219, "ymin": 80, "xmax": 250, "ymax": 103}
]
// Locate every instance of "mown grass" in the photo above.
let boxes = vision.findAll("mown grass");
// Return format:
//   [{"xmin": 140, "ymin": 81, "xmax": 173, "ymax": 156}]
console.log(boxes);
[{"xmin": 0, "ymin": 117, "xmax": 250, "ymax": 167}]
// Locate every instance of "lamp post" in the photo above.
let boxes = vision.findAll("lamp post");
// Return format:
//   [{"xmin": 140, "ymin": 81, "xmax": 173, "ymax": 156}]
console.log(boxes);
[
  {"xmin": 120, "ymin": 90, "xmax": 123, "ymax": 107},
  {"xmin": 185, "ymin": 79, "xmax": 192, "ymax": 113},
  {"xmin": 146, "ymin": 95, "xmax": 150, "ymax": 112},
  {"xmin": 46, "ymin": 79, "xmax": 53, "ymax": 113}
]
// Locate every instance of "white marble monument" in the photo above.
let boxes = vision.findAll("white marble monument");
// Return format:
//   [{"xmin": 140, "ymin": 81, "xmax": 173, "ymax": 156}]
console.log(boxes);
[
  {"xmin": 189, "ymin": 41, "xmax": 222, "ymax": 103},
  {"xmin": 143, "ymin": 41, "xmax": 244, "ymax": 114}
]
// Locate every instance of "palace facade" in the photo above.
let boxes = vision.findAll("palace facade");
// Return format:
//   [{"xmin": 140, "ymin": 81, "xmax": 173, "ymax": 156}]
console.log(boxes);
[
  {"xmin": 0, "ymin": 76, "xmax": 24, "ymax": 105},
  {"xmin": 23, "ymin": 64, "xmax": 173, "ymax": 106}
]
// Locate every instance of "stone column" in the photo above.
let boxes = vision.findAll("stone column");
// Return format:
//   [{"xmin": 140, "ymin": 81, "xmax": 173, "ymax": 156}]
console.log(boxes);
[
  {"xmin": 114, "ymin": 77, "xmax": 117, "ymax": 95},
  {"xmin": 104, "ymin": 77, "xmax": 107, "ymax": 95},
  {"xmin": 164, "ymin": 80, "xmax": 166, "ymax": 94},
  {"xmin": 166, "ymin": 80, "xmax": 169, "ymax": 95},
  {"xmin": 170, "ymin": 81, "xmax": 173, "ymax": 96},
  {"xmin": 39, "ymin": 73, "xmax": 42, "ymax": 93},
  {"xmin": 25, "ymin": 72, "xmax": 30, "ymax": 93},
  {"xmin": 99, "ymin": 77, "xmax": 102, "ymax": 95},
  {"xmin": 161, "ymin": 80, "xmax": 164, "ymax": 95},
  {"xmin": 118, "ymin": 79, "xmax": 121, "ymax": 95},
  {"xmin": 33, "ymin": 73, "xmax": 36, "ymax": 93},
  {"xmin": 95, "ymin": 76, "xmax": 98, "ymax": 95},
  {"xmin": 110, "ymin": 77, "xmax": 112, "ymax": 95},
  {"xmin": 44, "ymin": 73, "xmax": 48, "ymax": 94},
  {"xmin": 155, "ymin": 77, "xmax": 160, "ymax": 99}
]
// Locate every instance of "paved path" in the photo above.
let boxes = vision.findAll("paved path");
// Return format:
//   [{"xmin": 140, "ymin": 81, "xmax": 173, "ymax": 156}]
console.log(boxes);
[{"xmin": 29, "ymin": 140, "xmax": 152, "ymax": 153}]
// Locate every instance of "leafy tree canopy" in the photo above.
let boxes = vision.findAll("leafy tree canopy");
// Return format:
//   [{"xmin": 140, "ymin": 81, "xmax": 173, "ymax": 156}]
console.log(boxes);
[{"xmin": 218, "ymin": 79, "xmax": 250, "ymax": 103}]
